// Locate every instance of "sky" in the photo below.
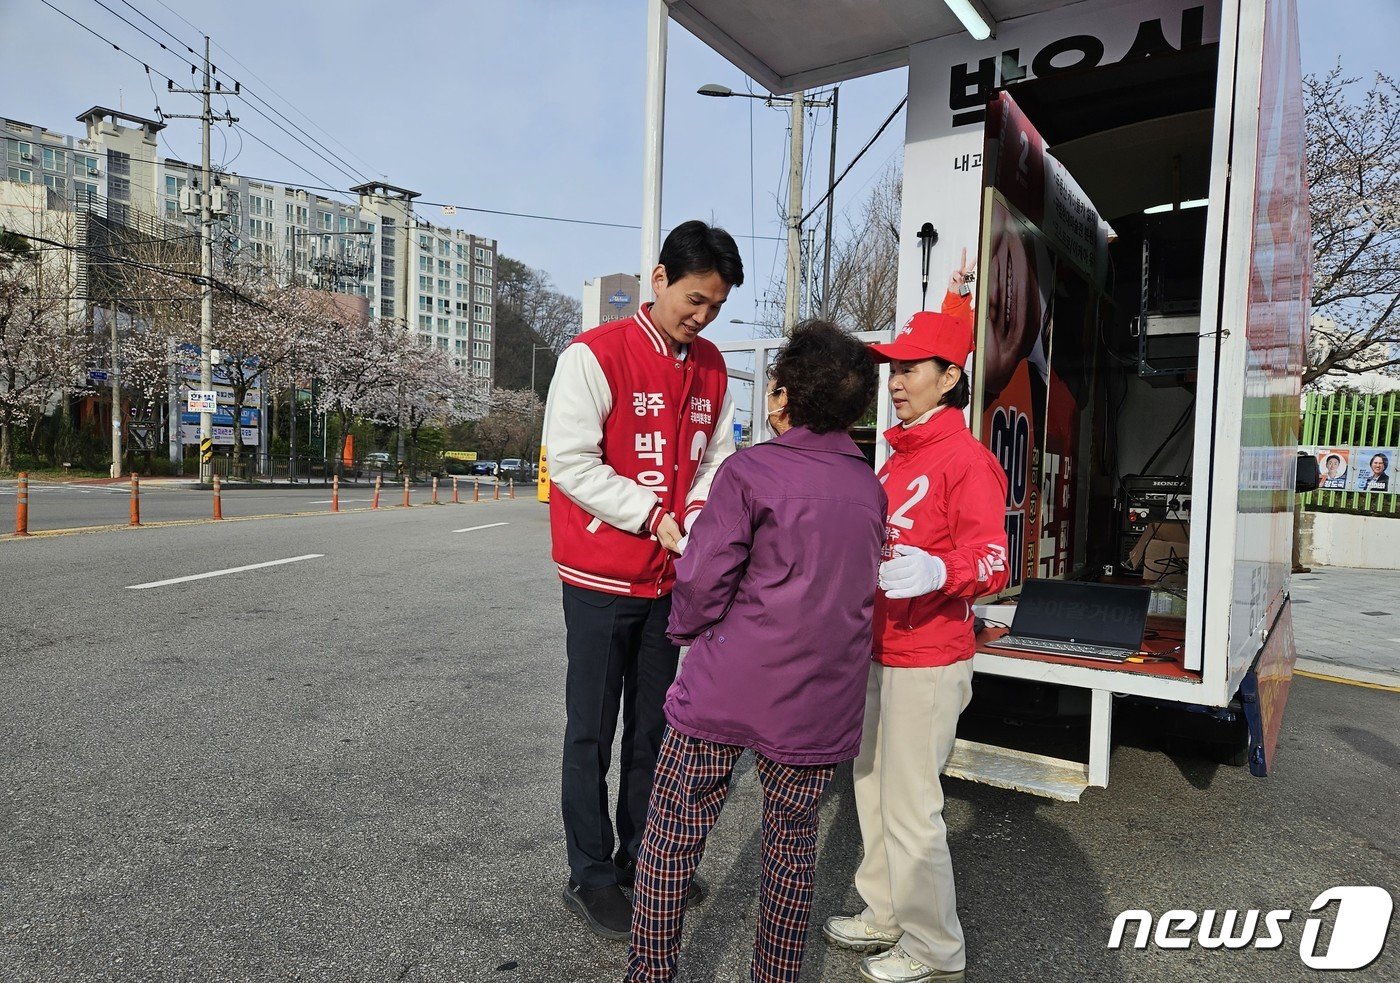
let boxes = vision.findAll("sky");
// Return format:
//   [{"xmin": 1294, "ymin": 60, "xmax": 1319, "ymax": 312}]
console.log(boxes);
[{"xmin": 0, "ymin": 0, "xmax": 1395, "ymax": 345}]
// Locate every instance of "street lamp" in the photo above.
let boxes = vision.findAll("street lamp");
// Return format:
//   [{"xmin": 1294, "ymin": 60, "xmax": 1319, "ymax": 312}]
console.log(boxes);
[{"xmin": 699, "ymin": 83, "xmax": 839, "ymax": 326}]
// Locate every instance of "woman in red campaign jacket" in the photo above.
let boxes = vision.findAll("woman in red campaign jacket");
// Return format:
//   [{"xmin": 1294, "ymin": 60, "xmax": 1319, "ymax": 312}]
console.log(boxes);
[{"xmin": 823, "ymin": 310, "xmax": 1008, "ymax": 983}]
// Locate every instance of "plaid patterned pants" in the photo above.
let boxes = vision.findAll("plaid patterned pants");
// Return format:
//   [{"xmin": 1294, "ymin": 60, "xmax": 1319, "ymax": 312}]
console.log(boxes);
[{"xmin": 625, "ymin": 727, "xmax": 835, "ymax": 983}]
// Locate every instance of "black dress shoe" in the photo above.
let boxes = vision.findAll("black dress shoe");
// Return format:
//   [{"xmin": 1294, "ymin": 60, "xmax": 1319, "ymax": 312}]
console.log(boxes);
[
  {"xmin": 615, "ymin": 857, "xmax": 706, "ymax": 905},
  {"xmin": 562, "ymin": 880, "xmax": 632, "ymax": 940}
]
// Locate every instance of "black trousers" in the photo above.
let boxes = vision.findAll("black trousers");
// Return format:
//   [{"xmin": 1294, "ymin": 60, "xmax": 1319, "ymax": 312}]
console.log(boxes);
[{"xmin": 561, "ymin": 583, "xmax": 680, "ymax": 889}]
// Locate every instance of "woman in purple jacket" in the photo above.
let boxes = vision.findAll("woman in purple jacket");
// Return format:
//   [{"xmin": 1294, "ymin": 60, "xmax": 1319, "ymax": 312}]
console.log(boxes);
[{"xmin": 625, "ymin": 320, "xmax": 887, "ymax": 983}]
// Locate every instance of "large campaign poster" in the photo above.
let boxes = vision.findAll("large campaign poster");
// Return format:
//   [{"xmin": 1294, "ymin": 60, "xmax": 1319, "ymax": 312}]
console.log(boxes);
[{"xmin": 972, "ymin": 93, "xmax": 1108, "ymax": 590}]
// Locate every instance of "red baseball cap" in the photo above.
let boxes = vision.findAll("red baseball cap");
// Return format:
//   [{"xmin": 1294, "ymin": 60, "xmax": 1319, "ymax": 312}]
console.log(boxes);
[{"xmin": 868, "ymin": 311, "xmax": 974, "ymax": 366}]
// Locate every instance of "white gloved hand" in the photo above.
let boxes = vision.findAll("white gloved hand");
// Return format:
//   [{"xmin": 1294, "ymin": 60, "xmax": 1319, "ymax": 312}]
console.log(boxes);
[{"xmin": 879, "ymin": 545, "xmax": 947, "ymax": 599}]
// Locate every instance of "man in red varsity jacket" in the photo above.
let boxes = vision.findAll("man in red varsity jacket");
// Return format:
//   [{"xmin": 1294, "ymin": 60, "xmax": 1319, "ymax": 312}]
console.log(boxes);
[{"xmin": 543, "ymin": 221, "xmax": 742, "ymax": 940}]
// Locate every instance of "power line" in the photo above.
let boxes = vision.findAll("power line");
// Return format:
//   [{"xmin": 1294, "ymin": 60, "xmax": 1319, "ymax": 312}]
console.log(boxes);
[
  {"xmin": 802, "ymin": 97, "xmax": 907, "ymax": 226},
  {"xmin": 37, "ymin": 0, "xmax": 180, "ymax": 85},
  {"xmin": 83, "ymin": 0, "xmax": 199, "ymax": 75},
  {"xmin": 126, "ymin": 0, "xmax": 375, "ymax": 185}
]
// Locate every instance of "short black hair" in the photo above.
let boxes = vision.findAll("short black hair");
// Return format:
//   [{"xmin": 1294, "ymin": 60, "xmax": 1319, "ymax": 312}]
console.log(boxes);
[
  {"xmin": 1326, "ymin": 454, "xmax": 1342, "ymax": 465},
  {"xmin": 932, "ymin": 357, "xmax": 971, "ymax": 409},
  {"xmin": 772, "ymin": 320, "xmax": 878, "ymax": 434},
  {"xmin": 658, "ymin": 220, "xmax": 745, "ymax": 288}
]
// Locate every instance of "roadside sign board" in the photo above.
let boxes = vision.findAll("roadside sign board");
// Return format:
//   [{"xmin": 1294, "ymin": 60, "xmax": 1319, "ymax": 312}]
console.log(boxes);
[
  {"xmin": 188, "ymin": 390, "xmax": 218, "ymax": 413},
  {"xmin": 443, "ymin": 449, "xmax": 479, "ymax": 462},
  {"xmin": 87, "ymin": 370, "xmax": 109, "ymax": 383}
]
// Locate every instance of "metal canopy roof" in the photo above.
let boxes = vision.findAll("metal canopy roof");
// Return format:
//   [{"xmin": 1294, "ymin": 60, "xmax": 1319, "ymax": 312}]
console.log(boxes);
[{"xmin": 668, "ymin": 0, "xmax": 1103, "ymax": 93}]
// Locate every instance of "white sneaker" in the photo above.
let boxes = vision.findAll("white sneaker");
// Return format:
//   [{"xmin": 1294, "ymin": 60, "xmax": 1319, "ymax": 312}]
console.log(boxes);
[
  {"xmin": 859, "ymin": 943, "xmax": 965, "ymax": 983},
  {"xmin": 821, "ymin": 914, "xmax": 901, "ymax": 954}
]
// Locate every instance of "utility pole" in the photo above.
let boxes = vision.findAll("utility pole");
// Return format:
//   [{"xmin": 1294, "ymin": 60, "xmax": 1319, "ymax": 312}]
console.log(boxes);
[
  {"xmin": 167, "ymin": 37, "xmax": 238, "ymax": 483},
  {"xmin": 784, "ymin": 89, "xmax": 805, "ymax": 334},
  {"xmin": 109, "ymin": 302, "xmax": 121, "ymax": 478},
  {"xmin": 821, "ymin": 87, "xmax": 839, "ymax": 319}
]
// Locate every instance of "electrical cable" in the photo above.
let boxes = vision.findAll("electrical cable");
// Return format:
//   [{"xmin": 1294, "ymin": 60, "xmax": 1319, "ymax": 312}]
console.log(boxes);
[{"xmin": 801, "ymin": 97, "xmax": 907, "ymax": 225}]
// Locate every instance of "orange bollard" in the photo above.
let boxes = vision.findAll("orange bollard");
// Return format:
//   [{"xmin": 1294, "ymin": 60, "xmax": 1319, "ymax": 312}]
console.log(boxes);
[
  {"xmin": 509, "ymin": 479, "xmax": 515, "ymax": 500},
  {"xmin": 402, "ymin": 477, "xmax": 410, "ymax": 508},
  {"xmin": 14, "ymin": 471, "xmax": 30, "ymax": 537},
  {"xmin": 431, "ymin": 476, "xmax": 439, "ymax": 505},
  {"xmin": 452, "ymin": 477, "xmax": 460, "ymax": 504},
  {"xmin": 331, "ymin": 474, "xmax": 340, "ymax": 513},
  {"xmin": 493, "ymin": 481, "xmax": 501, "ymax": 502},
  {"xmin": 129, "ymin": 473, "xmax": 142, "ymax": 527},
  {"xmin": 473, "ymin": 479, "xmax": 480, "ymax": 503},
  {"xmin": 213, "ymin": 474, "xmax": 223, "ymax": 520},
  {"xmin": 372, "ymin": 475, "xmax": 382, "ymax": 509}
]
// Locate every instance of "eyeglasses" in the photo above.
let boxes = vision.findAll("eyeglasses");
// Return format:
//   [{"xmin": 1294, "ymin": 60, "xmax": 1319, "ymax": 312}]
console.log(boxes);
[{"xmin": 767, "ymin": 386, "xmax": 786, "ymax": 399}]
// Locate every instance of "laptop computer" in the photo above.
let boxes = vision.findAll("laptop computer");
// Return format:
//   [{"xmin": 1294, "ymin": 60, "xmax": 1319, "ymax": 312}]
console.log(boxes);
[{"xmin": 985, "ymin": 579, "xmax": 1152, "ymax": 662}]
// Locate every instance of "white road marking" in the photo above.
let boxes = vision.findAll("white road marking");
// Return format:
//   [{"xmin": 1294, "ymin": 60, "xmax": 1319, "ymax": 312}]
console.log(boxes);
[
  {"xmin": 453, "ymin": 522, "xmax": 510, "ymax": 534},
  {"xmin": 126, "ymin": 554, "xmax": 324, "ymax": 590},
  {"xmin": 309, "ymin": 499, "xmax": 372, "ymax": 504}
]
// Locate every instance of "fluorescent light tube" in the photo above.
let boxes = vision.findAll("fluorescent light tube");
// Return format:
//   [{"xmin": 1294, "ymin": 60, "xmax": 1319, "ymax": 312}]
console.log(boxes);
[{"xmin": 943, "ymin": 0, "xmax": 993, "ymax": 40}]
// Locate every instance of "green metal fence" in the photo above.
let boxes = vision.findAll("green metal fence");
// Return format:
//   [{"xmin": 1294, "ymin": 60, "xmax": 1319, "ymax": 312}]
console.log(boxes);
[{"xmin": 1300, "ymin": 390, "xmax": 1400, "ymax": 517}]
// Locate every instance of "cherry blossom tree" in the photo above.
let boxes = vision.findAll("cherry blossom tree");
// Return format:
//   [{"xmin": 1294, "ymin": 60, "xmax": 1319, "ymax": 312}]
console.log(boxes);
[{"xmin": 1305, "ymin": 66, "xmax": 1400, "ymax": 383}]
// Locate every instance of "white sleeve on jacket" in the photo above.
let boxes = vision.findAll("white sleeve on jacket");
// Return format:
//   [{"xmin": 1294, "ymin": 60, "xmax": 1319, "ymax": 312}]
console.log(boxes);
[
  {"xmin": 683, "ymin": 386, "xmax": 736, "ymax": 526},
  {"xmin": 543, "ymin": 343, "xmax": 661, "ymax": 533}
]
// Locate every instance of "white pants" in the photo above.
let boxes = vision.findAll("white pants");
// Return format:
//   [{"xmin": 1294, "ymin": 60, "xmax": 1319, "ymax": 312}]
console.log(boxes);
[{"xmin": 852, "ymin": 659, "xmax": 974, "ymax": 971}]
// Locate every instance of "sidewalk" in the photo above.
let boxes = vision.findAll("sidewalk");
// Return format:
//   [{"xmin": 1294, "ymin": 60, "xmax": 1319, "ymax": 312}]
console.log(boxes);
[{"xmin": 1291, "ymin": 564, "xmax": 1400, "ymax": 683}]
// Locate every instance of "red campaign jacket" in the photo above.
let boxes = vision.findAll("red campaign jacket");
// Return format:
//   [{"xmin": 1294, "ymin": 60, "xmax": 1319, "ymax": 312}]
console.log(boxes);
[
  {"xmin": 546, "ymin": 306, "xmax": 731, "ymax": 598},
  {"xmin": 874, "ymin": 407, "xmax": 1011, "ymax": 667}
]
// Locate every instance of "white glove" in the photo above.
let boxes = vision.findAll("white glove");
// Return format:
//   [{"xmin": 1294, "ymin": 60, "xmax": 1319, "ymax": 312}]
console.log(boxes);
[
  {"xmin": 880, "ymin": 545, "xmax": 947, "ymax": 599},
  {"xmin": 676, "ymin": 533, "xmax": 689, "ymax": 555}
]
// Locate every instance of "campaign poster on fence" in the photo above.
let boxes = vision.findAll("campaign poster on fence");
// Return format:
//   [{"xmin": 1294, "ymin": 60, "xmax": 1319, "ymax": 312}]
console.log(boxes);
[
  {"xmin": 1351, "ymin": 447, "xmax": 1396, "ymax": 493},
  {"xmin": 1315, "ymin": 447, "xmax": 1351, "ymax": 489}
]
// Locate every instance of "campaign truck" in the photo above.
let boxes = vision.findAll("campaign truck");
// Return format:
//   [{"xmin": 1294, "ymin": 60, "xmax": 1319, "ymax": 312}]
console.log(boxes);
[{"xmin": 650, "ymin": 0, "xmax": 1309, "ymax": 799}]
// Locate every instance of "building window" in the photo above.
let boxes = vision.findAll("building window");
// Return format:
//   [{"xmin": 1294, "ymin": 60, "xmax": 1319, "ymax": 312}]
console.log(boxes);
[
  {"xmin": 473, "ymin": 341, "xmax": 490, "ymax": 357},
  {"xmin": 437, "ymin": 317, "xmax": 449, "ymax": 333},
  {"xmin": 437, "ymin": 298, "xmax": 450, "ymax": 315},
  {"xmin": 437, "ymin": 337, "xmax": 448, "ymax": 350},
  {"xmin": 107, "ymin": 149, "xmax": 130, "ymax": 175},
  {"xmin": 455, "ymin": 283, "xmax": 467, "ymax": 299},
  {"xmin": 473, "ymin": 360, "xmax": 490, "ymax": 377},
  {"xmin": 6, "ymin": 166, "xmax": 32, "ymax": 182},
  {"xmin": 455, "ymin": 321, "xmax": 468, "ymax": 337},
  {"xmin": 107, "ymin": 175, "xmax": 130, "ymax": 199},
  {"xmin": 419, "ymin": 254, "xmax": 431, "ymax": 272},
  {"xmin": 473, "ymin": 322, "xmax": 491, "ymax": 339},
  {"xmin": 320, "ymin": 211, "xmax": 333, "ymax": 229},
  {"xmin": 438, "ymin": 278, "xmax": 449, "ymax": 295},
  {"xmin": 7, "ymin": 140, "xmax": 33, "ymax": 163},
  {"xmin": 437, "ymin": 259, "xmax": 450, "ymax": 276},
  {"xmin": 455, "ymin": 339, "xmax": 467, "ymax": 354},
  {"xmin": 438, "ymin": 238, "xmax": 450, "ymax": 256},
  {"xmin": 380, "ymin": 257, "xmax": 395, "ymax": 276},
  {"xmin": 474, "ymin": 284, "xmax": 491, "ymax": 303},
  {"xmin": 456, "ymin": 243, "xmax": 467, "ymax": 259},
  {"xmin": 419, "ymin": 275, "xmax": 432, "ymax": 291},
  {"xmin": 381, "ymin": 298, "xmax": 395, "ymax": 318},
  {"xmin": 455, "ymin": 262, "xmax": 466, "ymax": 278},
  {"xmin": 455, "ymin": 301, "xmax": 470, "ymax": 317},
  {"xmin": 418, "ymin": 331, "xmax": 432, "ymax": 344},
  {"xmin": 75, "ymin": 180, "xmax": 98, "ymax": 202},
  {"xmin": 475, "ymin": 246, "xmax": 489, "ymax": 262},
  {"xmin": 40, "ymin": 147, "xmax": 66, "ymax": 171},
  {"xmin": 419, "ymin": 315, "xmax": 432, "ymax": 330},
  {"xmin": 473, "ymin": 304, "xmax": 490, "ymax": 320},
  {"xmin": 381, "ymin": 235, "xmax": 395, "ymax": 256},
  {"xmin": 74, "ymin": 153, "xmax": 98, "ymax": 173},
  {"xmin": 475, "ymin": 265, "xmax": 492, "ymax": 284},
  {"xmin": 419, "ymin": 296, "xmax": 432, "ymax": 313}
]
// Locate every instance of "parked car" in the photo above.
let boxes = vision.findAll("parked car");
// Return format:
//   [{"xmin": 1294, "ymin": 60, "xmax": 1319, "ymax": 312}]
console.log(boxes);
[
  {"xmin": 499, "ymin": 458, "xmax": 529, "ymax": 480},
  {"xmin": 469, "ymin": 460, "xmax": 498, "ymax": 477},
  {"xmin": 363, "ymin": 451, "xmax": 393, "ymax": 471}
]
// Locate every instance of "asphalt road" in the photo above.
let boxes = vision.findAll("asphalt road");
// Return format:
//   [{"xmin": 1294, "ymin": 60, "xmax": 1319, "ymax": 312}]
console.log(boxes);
[
  {"xmin": 0, "ymin": 477, "xmax": 531, "ymax": 532},
  {"xmin": 1, "ymin": 505, "xmax": 1396, "ymax": 982}
]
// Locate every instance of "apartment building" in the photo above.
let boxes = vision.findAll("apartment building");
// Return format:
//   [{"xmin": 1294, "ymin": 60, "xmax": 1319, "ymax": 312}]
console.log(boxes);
[{"xmin": 2, "ymin": 107, "xmax": 496, "ymax": 383}]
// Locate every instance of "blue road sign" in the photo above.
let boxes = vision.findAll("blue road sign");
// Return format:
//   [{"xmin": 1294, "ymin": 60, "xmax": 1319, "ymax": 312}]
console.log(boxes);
[{"xmin": 87, "ymin": 370, "xmax": 109, "ymax": 382}]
